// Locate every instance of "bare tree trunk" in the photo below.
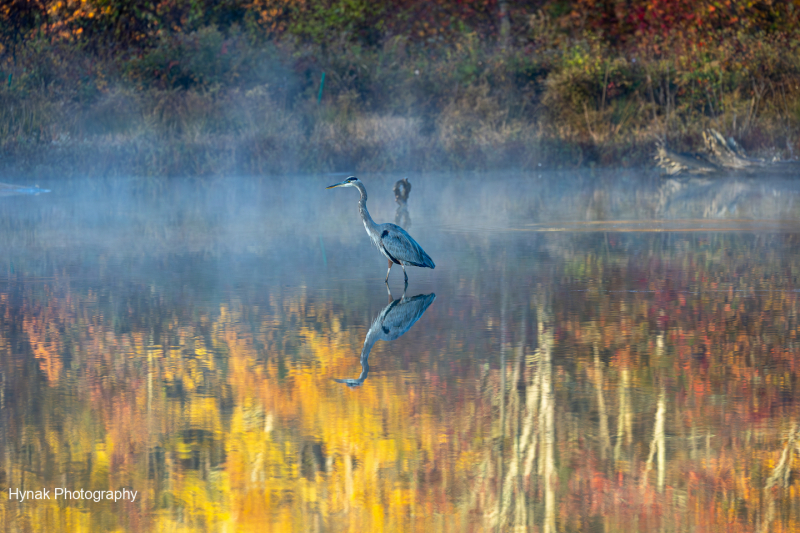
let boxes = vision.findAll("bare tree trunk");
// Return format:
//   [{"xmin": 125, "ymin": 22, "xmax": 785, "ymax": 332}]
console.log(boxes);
[
  {"xmin": 642, "ymin": 333, "xmax": 666, "ymax": 493},
  {"xmin": 537, "ymin": 297, "xmax": 556, "ymax": 533},
  {"xmin": 499, "ymin": 0, "xmax": 510, "ymax": 49},
  {"xmin": 760, "ymin": 425, "xmax": 799, "ymax": 533},
  {"xmin": 614, "ymin": 367, "xmax": 632, "ymax": 463},
  {"xmin": 496, "ymin": 289, "xmax": 508, "ymax": 532},
  {"xmin": 593, "ymin": 339, "xmax": 611, "ymax": 461}
]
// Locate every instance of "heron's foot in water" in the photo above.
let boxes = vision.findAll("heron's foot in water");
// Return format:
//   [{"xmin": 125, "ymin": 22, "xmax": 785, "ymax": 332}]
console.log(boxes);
[{"xmin": 333, "ymin": 378, "xmax": 363, "ymax": 388}]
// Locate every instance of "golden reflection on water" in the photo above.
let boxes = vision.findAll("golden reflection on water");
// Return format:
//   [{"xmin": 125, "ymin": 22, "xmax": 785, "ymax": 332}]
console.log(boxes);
[
  {"xmin": 3, "ymin": 234, "xmax": 800, "ymax": 533},
  {"xmin": 3, "ymin": 172, "xmax": 800, "ymax": 532}
]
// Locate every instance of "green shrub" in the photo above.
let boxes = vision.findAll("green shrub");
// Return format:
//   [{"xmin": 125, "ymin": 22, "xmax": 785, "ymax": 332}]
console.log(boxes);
[{"xmin": 125, "ymin": 26, "xmax": 292, "ymax": 92}]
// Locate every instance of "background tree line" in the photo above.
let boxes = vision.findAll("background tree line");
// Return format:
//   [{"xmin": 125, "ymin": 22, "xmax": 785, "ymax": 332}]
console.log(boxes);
[{"xmin": 1, "ymin": 0, "xmax": 800, "ymax": 174}]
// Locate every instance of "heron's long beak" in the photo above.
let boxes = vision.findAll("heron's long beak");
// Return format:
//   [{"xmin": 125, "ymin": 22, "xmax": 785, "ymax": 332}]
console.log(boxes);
[{"xmin": 326, "ymin": 181, "xmax": 347, "ymax": 189}]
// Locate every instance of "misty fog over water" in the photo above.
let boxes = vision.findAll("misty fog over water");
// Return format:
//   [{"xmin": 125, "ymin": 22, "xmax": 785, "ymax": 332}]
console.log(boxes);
[{"xmin": 3, "ymin": 169, "xmax": 800, "ymax": 531}]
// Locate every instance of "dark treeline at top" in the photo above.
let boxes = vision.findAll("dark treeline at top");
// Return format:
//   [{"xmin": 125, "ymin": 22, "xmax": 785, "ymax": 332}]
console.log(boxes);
[
  {"xmin": 4, "ymin": 0, "xmax": 798, "ymax": 53},
  {"xmin": 2, "ymin": 1, "xmax": 800, "ymax": 175}
]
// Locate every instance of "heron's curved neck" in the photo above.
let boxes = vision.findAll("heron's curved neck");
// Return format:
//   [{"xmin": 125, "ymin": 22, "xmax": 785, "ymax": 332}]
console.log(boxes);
[{"xmin": 355, "ymin": 183, "xmax": 379, "ymax": 234}]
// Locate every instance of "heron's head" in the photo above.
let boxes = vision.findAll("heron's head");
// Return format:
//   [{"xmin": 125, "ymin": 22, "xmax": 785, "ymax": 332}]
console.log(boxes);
[{"xmin": 325, "ymin": 176, "xmax": 360, "ymax": 189}]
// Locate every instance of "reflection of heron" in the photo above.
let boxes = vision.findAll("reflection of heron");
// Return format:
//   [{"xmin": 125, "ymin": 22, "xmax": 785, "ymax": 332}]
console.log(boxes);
[
  {"xmin": 334, "ymin": 290, "xmax": 436, "ymax": 387},
  {"xmin": 326, "ymin": 176, "xmax": 435, "ymax": 284}
]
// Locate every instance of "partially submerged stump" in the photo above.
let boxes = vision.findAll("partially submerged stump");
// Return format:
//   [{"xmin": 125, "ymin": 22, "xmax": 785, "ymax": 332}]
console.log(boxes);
[
  {"xmin": 654, "ymin": 129, "xmax": 800, "ymax": 176},
  {"xmin": 393, "ymin": 178, "xmax": 412, "ymax": 228}
]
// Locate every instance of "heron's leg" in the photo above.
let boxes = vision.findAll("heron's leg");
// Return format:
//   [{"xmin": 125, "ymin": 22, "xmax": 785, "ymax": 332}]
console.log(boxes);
[
  {"xmin": 401, "ymin": 263, "xmax": 408, "ymax": 283},
  {"xmin": 386, "ymin": 283, "xmax": 393, "ymax": 303},
  {"xmin": 385, "ymin": 259, "xmax": 393, "ymax": 283}
]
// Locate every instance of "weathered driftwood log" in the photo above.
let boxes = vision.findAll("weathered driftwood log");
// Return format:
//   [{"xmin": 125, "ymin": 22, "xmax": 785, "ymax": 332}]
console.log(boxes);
[
  {"xmin": 654, "ymin": 143, "xmax": 719, "ymax": 175},
  {"xmin": 655, "ymin": 129, "xmax": 800, "ymax": 176}
]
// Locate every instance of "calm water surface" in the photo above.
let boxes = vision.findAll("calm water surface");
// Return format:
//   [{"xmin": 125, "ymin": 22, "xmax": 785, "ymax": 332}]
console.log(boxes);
[{"xmin": 2, "ymin": 170, "xmax": 800, "ymax": 532}]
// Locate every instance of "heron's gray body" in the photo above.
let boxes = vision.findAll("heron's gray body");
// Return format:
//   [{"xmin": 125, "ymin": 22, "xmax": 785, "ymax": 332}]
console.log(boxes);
[{"xmin": 327, "ymin": 177, "xmax": 435, "ymax": 283}]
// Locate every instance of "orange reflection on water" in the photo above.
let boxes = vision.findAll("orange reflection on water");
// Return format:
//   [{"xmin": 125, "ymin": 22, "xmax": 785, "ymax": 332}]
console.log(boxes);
[{"xmin": 2, "ymin": 235, "xmax": 800, "ymax": 532}]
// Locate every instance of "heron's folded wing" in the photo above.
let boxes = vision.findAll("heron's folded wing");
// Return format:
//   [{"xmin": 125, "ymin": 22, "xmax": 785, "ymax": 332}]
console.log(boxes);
[{"xmin": 380, "ymin": 225, "xmax": 435, "ymax": 268}]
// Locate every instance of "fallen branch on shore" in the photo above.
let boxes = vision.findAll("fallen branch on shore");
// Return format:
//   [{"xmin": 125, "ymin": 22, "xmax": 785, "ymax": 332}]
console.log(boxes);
[{"xmin": 655, "ymin": 129, "xmax": 800, "ymax": 176}]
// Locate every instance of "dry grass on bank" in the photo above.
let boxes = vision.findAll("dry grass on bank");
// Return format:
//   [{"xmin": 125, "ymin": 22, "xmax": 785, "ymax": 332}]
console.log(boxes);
[{"xmin": 2, "ymin": 29, "xmax": 800, "ymax": 177}]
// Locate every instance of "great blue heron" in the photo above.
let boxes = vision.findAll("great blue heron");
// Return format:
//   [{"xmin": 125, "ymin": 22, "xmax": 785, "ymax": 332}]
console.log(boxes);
[
  {"xmin": 334, "ymin": 290, "xmax": 436, "ymax": 387},
  {"xmin": 326, "ymin": 176, "xmax": 435, "ymax": 283}
]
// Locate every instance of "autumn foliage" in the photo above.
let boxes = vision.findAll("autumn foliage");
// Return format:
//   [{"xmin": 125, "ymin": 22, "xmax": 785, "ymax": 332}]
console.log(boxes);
[
  {"xmin": 2, "ymin": 1, "xmax": 800, "ymax": 172},
  {"xmin": 3, "ymin": 0, "xmax": 798, "ymax": 54}
]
